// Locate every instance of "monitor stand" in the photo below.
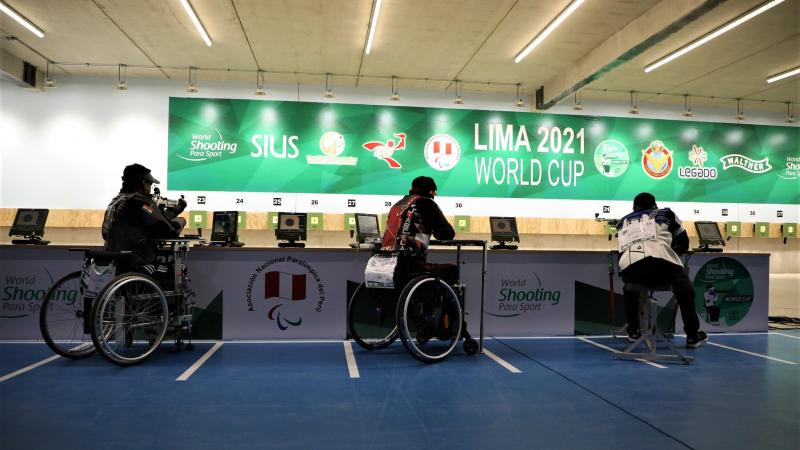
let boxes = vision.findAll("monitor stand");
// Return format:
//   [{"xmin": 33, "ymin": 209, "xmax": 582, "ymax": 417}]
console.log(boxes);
[
  {"xmin": 692, "ymin": 244, "xmax": 723, "ymax": 253},
  {"xmin": 491, "ymin": 241, "xmax": 518, "ymax": 250},
  {"xmin": 11, "ymin": 236, "xmax": 50, "ymax": 245},
  {"xmin": 278, "ymin": 241, "xmax": 305, "ymax": 248}
]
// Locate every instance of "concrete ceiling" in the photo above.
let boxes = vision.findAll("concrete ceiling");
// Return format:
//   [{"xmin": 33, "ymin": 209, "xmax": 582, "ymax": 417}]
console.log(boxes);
[{"xmin": 0, "ymin": 0, "xmax": 797, "ymax": 112}]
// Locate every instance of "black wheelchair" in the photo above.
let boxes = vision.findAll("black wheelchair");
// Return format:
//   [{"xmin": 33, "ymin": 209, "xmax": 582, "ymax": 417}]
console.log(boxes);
[
  {"xmin": 38, "ymin": 239, "xmax": 197, "ymax": 366},
  {"xmin": 348, "ymin": 240, "xmax": 487, "ymax": 363}
]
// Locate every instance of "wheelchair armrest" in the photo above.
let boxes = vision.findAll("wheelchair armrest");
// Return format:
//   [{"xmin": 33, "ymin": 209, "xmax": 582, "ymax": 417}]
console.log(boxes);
[{"xmin": 84, "ymin": 250, "xmax": 132, "ymax": 260}]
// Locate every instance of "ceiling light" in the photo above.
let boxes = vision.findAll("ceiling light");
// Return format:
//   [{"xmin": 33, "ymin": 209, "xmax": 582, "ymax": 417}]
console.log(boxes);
[
  {"xmin": 645, "ymin": 0, "xmax": 786, "ymax": 73},
  {"xmin": 787, "ymin": 102, "xmax": 795, "ymax": 124},
  {"xmin": 767, "ymin": 66, "xmax": 800, "ymax": 83},
  {"xmin": 629, "ymin": 90, "xmax": 639, "ymax": 114},
  {"xmin": 255, "ymin": 70, "xmax": 266, "ymax": 96},
  {"xmin": 365, "ymin": 0, "xmax": 383, "ymax": 55},
  {"xmin": 389, "ymin": 75, "xmax": 399, "ymax": 101},
  {"xmin": 180, "ymin": 0, "xmax": 212, "ymax": 46},
  {"xmin": 515, "ymin": 83, "xmax": 525, "ymax": 108},
  {"xmin": 117, "ymin": 64, "xmax": 128, "ymax": 91},
  {"xmin": 683, "ymin": 94, "xmax": 693, "ymax": 117},
  {"xmin": 324, "ymin": 73, "xmax": 334, "ymax": 99},
  {"xmin": 453, "ymin": 80, "xmax": 464, "ymax": 105},
  {"xmin": 514, "ymin": 0, "xmax": 584, "ymax": 63},
  {"xmin": 0, "ymin": 1, "xmax": 44, "ymax": 38},
  {"xmin": 572, "ymin": 91, "xmax": 583, "ymax": 111},
  {"xmin": 44, "ymin": 61, "xmax": 56, "ymax": 88},
  {"xmin": 186, "ymin": 66, "xmax": 198, "ymax": 93},
  {"xmin": 736, "ymin": 98, "xmax": 744, "ymax": 121}
]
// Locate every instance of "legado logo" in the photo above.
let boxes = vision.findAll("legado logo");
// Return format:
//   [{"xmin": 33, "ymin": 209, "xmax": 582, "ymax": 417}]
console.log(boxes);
[
  {"xmin": 177, "ymin": 129, "xmax": 238, "ymax": 162},
  {"xmin": 778, "ymin": 156, "xmax": 799, "ymax": 180},
  {"xmin": 486, "ymin": 272, "xmax": 561, "ymax": 318},
  {"xmin": 678, "ymin": 145, "xmax": 718, "ymax": 180},
  {"xmin": 641, "ymin": 140, "xmax": 672, "ymax": 179},
  {"xmin": 362, "ymin": 133, "xmax": 406, "ymax": 169},
  {"xmin": 245, "ymin": 256, "xmax": 327, "ymax": 331},
  {"xmin": 307, "ymin": 131, "xmax": 357, "ymax": 166},
  {"xmin": 719, "ymin": 154, "xmax": 772, "ymax": 173},
  {"xmin": 424, "ymin": 134, "xmax": 461, "ymax": 171}
]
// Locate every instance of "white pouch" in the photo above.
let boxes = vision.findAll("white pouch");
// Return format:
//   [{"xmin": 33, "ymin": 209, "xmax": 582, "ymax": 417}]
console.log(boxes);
[
  {"xmin": 364, "ymin": 254, "xmax": 398, "ymax": 289},
  {"xmin": 83, "ymin": 259, "xmax": 117, "ymax": 298}
]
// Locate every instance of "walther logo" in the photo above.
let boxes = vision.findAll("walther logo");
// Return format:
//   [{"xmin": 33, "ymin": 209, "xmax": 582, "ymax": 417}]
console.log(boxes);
[
  {"xmin": 720, "ymin": 154, "xmax": 771, "ymax": 173},
  {"xmin": 178, "ymin": 129, "xmax": 238, "ymax": 162},
  {"xmin": 488, "ymin": 273, "xmax": 561, "ymax": 317}
]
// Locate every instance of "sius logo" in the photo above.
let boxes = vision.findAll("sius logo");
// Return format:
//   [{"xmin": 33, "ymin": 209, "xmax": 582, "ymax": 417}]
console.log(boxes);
[
  {"xmin": 720, "ymin": 154, "xmax": 772, "ymax": 173},
  {"xmin": 178, "ymin": 129, "xmax": 238, "ymax": 162}
]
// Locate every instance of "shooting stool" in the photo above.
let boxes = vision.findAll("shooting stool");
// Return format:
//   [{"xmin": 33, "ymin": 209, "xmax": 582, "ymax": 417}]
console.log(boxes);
[{"xmin": 617, "ymin": 283, "xmax": 693, "ymax": 365}]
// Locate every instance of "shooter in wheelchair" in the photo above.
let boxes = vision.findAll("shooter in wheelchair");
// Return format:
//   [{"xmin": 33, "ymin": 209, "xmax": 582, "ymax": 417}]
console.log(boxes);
[
  {"xmin": 347, "ymin": 176, "xmax": 481, "ymax": 363},
  {"xmin": 39, "ymin": 164, "xmax": 197, "ymax": 365}
]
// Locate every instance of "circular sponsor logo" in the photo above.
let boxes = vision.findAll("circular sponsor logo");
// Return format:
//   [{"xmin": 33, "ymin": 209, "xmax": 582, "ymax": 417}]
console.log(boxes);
[
  {"xmin": 319, "ymin": 131, "xmax": 346, "ymax": 157},
  {"xmin": 641, "ymin": 140, "xmax": 672, "ymax": 179},
  {"xmin": 593, "ymin": 139, "xmax": 629, "ymax": 178},
  {"xmin": 693, "ymin": 257, "xmax": 753, "ymax": 328},
  {"xmin": 424, "ymin": 134, "xmax": 461, "ymax": 171}
]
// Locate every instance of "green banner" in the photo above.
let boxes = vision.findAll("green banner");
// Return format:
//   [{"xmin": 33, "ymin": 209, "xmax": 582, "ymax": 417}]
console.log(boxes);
[{"xmin": 168, "ymin": 97, "xmax": 798, "ymax": 204}]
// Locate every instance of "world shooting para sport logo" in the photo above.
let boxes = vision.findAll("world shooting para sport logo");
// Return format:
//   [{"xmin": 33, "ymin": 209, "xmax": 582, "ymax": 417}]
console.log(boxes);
[
  {"xmin": 177, "ymin": 128, "xmax": 238, "ymax": 162},
  {"xmin": 486, "ymin": 272, "xmax": 562, "ymax": 318}
]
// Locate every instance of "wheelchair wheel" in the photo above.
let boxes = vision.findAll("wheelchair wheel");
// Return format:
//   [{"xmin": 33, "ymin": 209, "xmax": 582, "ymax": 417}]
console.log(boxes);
[
  {"xmin": 348, "ymin": 283, "xmax": 399, "ymax": 350},
  {"xmin": 90, "ymin": 273, "xmax": 168, "ymax": 366},
  {"xmin": 39, "ymin": 271, "xmax": 96, "ymax": 359},
  {"xmin": 397, "ymin": 276, "xmax": 462, "ymax": 363}
]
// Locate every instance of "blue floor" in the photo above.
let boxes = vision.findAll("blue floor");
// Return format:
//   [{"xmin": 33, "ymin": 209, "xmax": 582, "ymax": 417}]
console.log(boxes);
[{"xmin": 1, "ymin": 332, "xmax": 798, "ymax": 450}]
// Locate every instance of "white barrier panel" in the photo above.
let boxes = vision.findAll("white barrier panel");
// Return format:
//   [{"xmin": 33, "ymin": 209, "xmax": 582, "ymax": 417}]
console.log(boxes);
[{"xmin": 0, "ymin": 246, "xmax": 769, "ymax": 339}]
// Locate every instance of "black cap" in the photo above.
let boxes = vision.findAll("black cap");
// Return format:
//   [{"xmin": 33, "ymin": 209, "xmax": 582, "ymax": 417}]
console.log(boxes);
[
  {"xmin": 122, "ymin": 163, "xmax": 160, "ymax": 184},
  {"xmin": 633, "ymin": 192, "xmax": 656, "ymax": 211},
  {"xmin": 411, "ymin": 176, "xmax": 437, "ymax": 192}
]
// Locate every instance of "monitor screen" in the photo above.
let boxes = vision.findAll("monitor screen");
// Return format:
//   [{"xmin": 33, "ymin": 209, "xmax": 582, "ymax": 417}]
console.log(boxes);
[
  {"xmin": 9, "ymin": 209, "xmax": 49, "ymax": 237},
  {"xmin": 695, "ymin": 221, "xmax": 724, "ymax": 245},
  {"xmin": 276, "ymin": 213, "xmax": 307, "ymax": 241},
  {"xmin": 490, "ymin": 216, "xmax": 519, "ymax": 242},
  {"xmin": 355, "ymin": 213, "xmax": 380, "ymax": 242},
  {"xmin": 211, "ymin": 211, "xmax": 238, "ymax": 242}
]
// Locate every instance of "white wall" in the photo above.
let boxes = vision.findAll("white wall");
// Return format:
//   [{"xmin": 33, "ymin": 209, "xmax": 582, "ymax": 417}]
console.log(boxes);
[{"xmin": 0, "ymin": 75, "xmax": 796, "ymax": 209}]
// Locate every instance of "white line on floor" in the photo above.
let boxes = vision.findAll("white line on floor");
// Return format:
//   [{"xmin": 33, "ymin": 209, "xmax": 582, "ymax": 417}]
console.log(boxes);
[
  {"xmin": 707, "ymin": 342, "xmax": 797, "ymax": 365},
  {"xmin": 578, "ymin": 337, "xmax": 667, "ymax": 369},
  {"xmin": 343, "ymin": 341, "xmax": 360, "ymax": 379},
  {"xmin": 0, "ymin": 355, "xmax": 60, "ymax": 383},
  {"xmin": 483, "ymin": 348, "xmax": 522, "ymax": 373},
  {"xmin": 176, "ymin": 342, "xmax": 224, "ymax": 381},
  {"xmin": 771, "ymin": 332, "xmax": 800, "ymax": 341}
]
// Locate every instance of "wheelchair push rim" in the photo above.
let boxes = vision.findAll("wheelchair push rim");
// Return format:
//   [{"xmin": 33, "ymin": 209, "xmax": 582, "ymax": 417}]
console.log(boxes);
[
  {"xmin": 39, "ymin": 271, "xmax": 96, "ymax": 358},
  {"xmin": 90, "ymin": 273, "xmax": 168, "ymax": 366},
  {"xmin": 348, "ymin": 282, "xmax": 399, "ymax": 350},
  {"xmin": 397, "ymin": 276, "xmax": 462, "ymax": 363}
]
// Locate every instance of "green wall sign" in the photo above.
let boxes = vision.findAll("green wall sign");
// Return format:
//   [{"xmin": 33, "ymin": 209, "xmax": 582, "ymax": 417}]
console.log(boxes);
[{"xmin": 168, "ymin": 98, "xmax": 798, "ymax": 205}]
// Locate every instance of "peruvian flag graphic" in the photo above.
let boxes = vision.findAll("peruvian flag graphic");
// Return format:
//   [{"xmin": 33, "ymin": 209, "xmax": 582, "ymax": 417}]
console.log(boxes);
[{"xmin": 265, "ymin": 271, "xmax": 306, "ymax": 301}]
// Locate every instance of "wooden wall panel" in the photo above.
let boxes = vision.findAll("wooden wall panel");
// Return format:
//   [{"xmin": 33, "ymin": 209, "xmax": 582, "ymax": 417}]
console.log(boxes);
[{"xmin": 0, "ymin": 208, "xmax": 790, "ymax": 238}]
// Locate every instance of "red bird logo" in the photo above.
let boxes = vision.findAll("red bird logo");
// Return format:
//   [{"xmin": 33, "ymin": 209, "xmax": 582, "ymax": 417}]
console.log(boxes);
[{"xmin": 362, "ymin": 133, "xmax": 406, "ymax": 169}]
